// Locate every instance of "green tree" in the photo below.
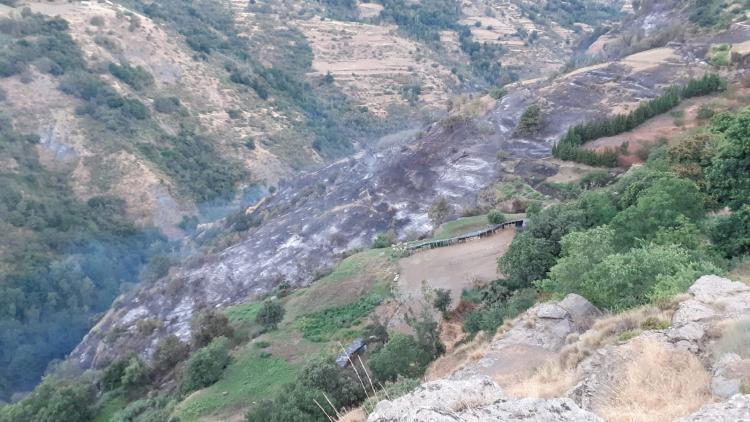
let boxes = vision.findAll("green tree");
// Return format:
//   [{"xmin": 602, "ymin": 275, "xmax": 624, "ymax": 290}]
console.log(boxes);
[
  {"xmin": 152, "ymin": 335, "xmax": 189, "ymax": 375},
  {"xmin": 706, "ymin": 108, "xmax": 750, "ymax": 210},
  {"xmin": 428, "ymin": 196, "xmax": 452, "ymax": 226},
  {"xmin": 181, "ymin": 336, "xmax": 231, "ymax": 394},
  {"xmin": 516, "ymin": 104, "xmax": 543, "ymax": 136},
  {"xmin": 610, "ymin": 176, "xmax": 704, "ymax": 248},
  {"xmin": 255, "ymin": 300, "xmax": 285, "ymax": 330},
  {"xmin": 369, "ymin": 334, "xmax": 429, "ymax": 382},
  {"xmin": 121, "ymin": 356, "xmax": 149, "ymax": 392},
  {"xmin": 191, "ymin": 310, "xmax": 234, "ymax": 348},
  {"xmin": 0, "ymin": 379, "xmax": 95, "ymax": 422},
  {"xmin": 487, "ymin": 209, "xmax": 506, "ymax": 225},
  {"xmin": 709, "ymin": 205, "xmax": 750, "ymax": 258},
  {"xmin": 433, "ymin": 288, "xmax": 452, "ymax": 315}
]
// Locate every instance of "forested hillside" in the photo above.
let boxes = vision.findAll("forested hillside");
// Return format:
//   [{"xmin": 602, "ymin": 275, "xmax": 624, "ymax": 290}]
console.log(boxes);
[{"xmin": 7, "ymin": 1, "xmax": 750, "ymax": 421}]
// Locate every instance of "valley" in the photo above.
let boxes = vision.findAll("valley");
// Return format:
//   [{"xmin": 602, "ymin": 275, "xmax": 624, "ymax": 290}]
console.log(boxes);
[{"xmin": 2, "ymin": 1, "xmax": 750, "ymax": 422}]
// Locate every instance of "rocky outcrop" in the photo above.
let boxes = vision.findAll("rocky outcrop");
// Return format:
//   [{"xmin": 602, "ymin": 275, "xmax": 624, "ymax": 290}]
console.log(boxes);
[
  {"xmin": 367, "ymin": 377, "xmax": 602, "ymax": 422},
  {"xmin": 452, "ymin": 294, "xmax": 601, "ymax": 382},
  {"xmin": 677, "ymin": 394, "xmax": 750, "ymax": 421}
]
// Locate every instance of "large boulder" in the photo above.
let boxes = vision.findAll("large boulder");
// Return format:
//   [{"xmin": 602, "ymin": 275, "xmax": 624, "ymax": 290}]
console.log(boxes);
[
  {"xmin": 452, "ymin": 294, "xmax": 601, "ymax": 383},
  {"xmin": 367, "ymin": 376, "xmax": 602, "ymax": 422},
  {"xmin": 676, "ymin": 394, "xmax": 750, "ymax": 421}
]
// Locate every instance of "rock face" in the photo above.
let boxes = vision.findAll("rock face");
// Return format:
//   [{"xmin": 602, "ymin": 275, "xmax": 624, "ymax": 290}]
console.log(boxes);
[
  {"xmin": 367, "ymin": 377, "xmax": 602, "ymax": 422},
  {"xmin": 677, "ymin": 394, "xmax": 750, "ymax": 421},
  {"xmin": 452, "ymin": 294, "xmax": 601, "ymax": 382}
]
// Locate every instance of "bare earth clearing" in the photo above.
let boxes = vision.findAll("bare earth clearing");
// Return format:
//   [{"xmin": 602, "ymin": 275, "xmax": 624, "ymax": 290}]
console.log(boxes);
[{"xmin": 397, "ymin": 228, "xmax": 515, "ymax": 304}]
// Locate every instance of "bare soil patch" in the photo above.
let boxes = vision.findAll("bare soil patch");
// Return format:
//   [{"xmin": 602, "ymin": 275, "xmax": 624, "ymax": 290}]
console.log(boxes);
[{"xmin": 397, "ymin": 228, "xmax": 516, "ymax": 304}]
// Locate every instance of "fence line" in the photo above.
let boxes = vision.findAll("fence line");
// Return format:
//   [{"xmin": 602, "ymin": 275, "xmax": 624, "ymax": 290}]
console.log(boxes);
[{"xmin": 407, "ymin": 219, "xmax": 525, "ymax": 253}]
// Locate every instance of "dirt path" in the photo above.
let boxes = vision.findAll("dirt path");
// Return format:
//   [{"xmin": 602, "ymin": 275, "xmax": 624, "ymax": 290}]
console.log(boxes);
[{"xmin": 397, "ymin": 228, "xmax": 516, "ymax": 304}]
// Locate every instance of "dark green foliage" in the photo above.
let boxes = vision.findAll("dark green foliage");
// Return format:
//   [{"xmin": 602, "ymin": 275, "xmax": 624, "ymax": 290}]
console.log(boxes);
[
  {"xmin": 463, "ymin": 286, "xmax": 536, "ymax": 335},
  {"xmin": 152, "ymin": 335, "xmax": 190, "ymax": 375},
  {"xmin": 0, "ymin": 121, "xmax": 167, "ymax": 399},
  {"xmin": 515, "ymin": 104, "xmax": 543, "ymax": 136},
  {"xmin": 372, "ymin": 232, "xmax": 394, "ymax": 249},
  {"xmin": 378, "ymin": 0, "xmax": 507, "ymax": 85},
  {"xmin": 706, "ymin": 108, "xmax": 750, "ymax": 210},
  {"xmin": 688, "ymin": 0, "xmax": 726, "ymax": 27},
  {"xmin": 191, "ymin": 310, "xmax": 234, "ymax": 348},
  {"xmin": 153, "ymin": 96, "xmax": 181, "ymax": 114},
  {"xmin": 368, "ymin": 334, "xmax": 430, "ymax": 382},
  {"xmin": 518, "ymin": 0, "xmax": 621, "ymax": 29},
  {"xmin": 0, "ymin": 12, "xmax": 85, "ymax": 77},
  {"xmin": 255, "ymin": 301, "xmax": 285, "ymax": 331},
  {"xmin": 0, "ymin": 378, "xmax": 96, "ymax": 422},
  {"xmin": 579, "ymin": 170, "xmax": 613, "ymax": 189},
  {"xmin": 181, "ymin": 337, "xmax": 231, "ymax": 394},
  {"xmin": 137, "ymin": 129, "xmax": 246, "ymax": 202},
  {"xmin": 553, "ymin": 75, "xmax": 725, "ymax": 166},
  {"xmin": 246, "ymin": 359, "xmax": 365, "ymax": 422},
  {"xmin": 101, "ymin": 357, "xmax": 131, "ymax": 391},
  {"xmin": 433, "ymin": 288, "xmax": 452, "ymax": 314},
  {"xmin": 610, "ymin": 176, "xmax": 705, "ymax": 248},
  {"xmin": 108, "ymin": 62, "xmax": 154, "ymax": 90},
  {"xmin": 487, "ymin": 209, "xmax": 506, "ymax": 225},
  {"xmin": 709, "ymin": 206, "xmax": 750, "ymax": 258}
]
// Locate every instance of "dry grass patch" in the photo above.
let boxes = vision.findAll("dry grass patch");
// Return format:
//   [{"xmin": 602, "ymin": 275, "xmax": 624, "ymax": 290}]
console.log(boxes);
[
  {"xmin": 558, "ymin": 304, "xmax": 676, "ymax": 369},
  {"xmin": 505, "ymin": 361, "xmax": 576, "ymax": 399},
  {"xmin": 596, "ymin": 339, "xmax": 713, "ymax": 422},
  {"xmin": 425, "ymin": 332, "xmax": 489, "ymax": 381}
]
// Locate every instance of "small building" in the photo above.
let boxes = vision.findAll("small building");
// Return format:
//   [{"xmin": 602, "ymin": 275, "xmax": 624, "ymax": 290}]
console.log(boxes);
[{"xmin": 336, "ymin": 338, "xmax": 366, "ymax": 367}]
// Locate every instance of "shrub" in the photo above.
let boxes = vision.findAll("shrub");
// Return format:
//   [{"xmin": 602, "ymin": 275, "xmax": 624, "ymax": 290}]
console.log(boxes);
[
  {"xmin": 433, "ymin": 288, "xmax": 452, "ymax": 315},
  {"xmin": 697, "ymin": 105, "xmax": 715, "ymax": 120},
  {"xmin": 255, "ymin": 300, "xmax": 285, "ymax": 331},
  {"xmin": 90, "ymin": 15, "xmax": 105, "ymax": 26},
  {"xmin": 487, "ymin": 209, "xmax": 506, "ymax": 224},
  {"xmin": 153, "ymin": 96, "xmax": 181, "ymax": 114},
  {"xmin": 488, "ymin": 86, "xmax": 506, "ymax": 100},
  {"xmin": 0, "ymin": 379, "xmax": 96, "ymax": 422},
  {"xmin": 181, "ymin": 337, "xmax": 231, "ymax": 394},
  {"xmin": 372, "ymin": 232, "xmax": 394, "ymax": 248},
  {"xmin": 515, "ymin": 104, "xmax": 543, "ymax": 136},
  {"xmin": 191, "ymin": 310, "xmax": 234, "ymax": 348},
  {"xmin": 369, "ymin": 334, "xmax": 429, "ymax": 382},
  {"xmin": 121, "ymin": 356, "xmax": 150, "ymax": 391},
  {"xmin": 152, "ymin": 335, "xmax": 189, "ymax": 374},
  {"xmin": 709, "ymin": 205, "xmax": 750, "ymax": 258},
  {"xmin": 641, "ymin": 317, "xmax": 670, "ymax": 330},
  {"xmin": 428, "ymin": 196, "xmax": 452, "ymax": 226},
  {"xmin": 108, "ymin": 62, "xmax": 154, "ymax": 90}
]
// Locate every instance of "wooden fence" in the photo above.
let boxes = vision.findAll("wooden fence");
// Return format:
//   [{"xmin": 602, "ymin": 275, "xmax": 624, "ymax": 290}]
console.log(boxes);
[{"xmin": 407, "ymin": 219, "xmax": 525, "ymax": 253}]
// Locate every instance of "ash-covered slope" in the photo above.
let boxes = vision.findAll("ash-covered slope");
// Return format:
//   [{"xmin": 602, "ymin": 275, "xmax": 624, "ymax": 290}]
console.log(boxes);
[{"xmin": 70, "ymin": 26, "xmax": 741, "ymax": 368}]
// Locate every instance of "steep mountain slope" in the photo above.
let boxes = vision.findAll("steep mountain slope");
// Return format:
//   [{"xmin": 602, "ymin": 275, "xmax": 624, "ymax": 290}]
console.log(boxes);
[
  {"xmin": 0, "ymin": 0, "xmax": 625, "ymax": 401},
  {"xmin": 71, "ymin": 8, "xmax": 750, "ymax": 371}
]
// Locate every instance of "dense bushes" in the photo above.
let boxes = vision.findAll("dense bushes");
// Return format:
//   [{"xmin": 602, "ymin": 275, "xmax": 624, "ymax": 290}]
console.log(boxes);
[
  {"xmin": 247, "ymin": 359, "xmax": 365, "ymax": 422},
  {"xmin": 0, "ymin": 378, "xmax": 96, "ymax": 422},
  {"xmin": 462, "ymin": 284, "xmax": 536, "ymax": 335},
  {"xmin": 553, "ymin": 74, "xmax": 725, "ymax": 166},
  {"xmin": 137, "ymin": 129, "xmax": 247, "ymax": 202},
  {"xmin": 0, "ymin": 11, "xmax": 85, "ymax": 77},
  {"xmin": 0, "ymin": 121, "xmax": 167, "ymax": 399},
  {"xmin": 180, "ymin": 337, "xmax": 231, "ymax": 394},
  {"xmin": 710, "ymin": 206, "xmax": 750, "ymax": 258},
  {"xmin": 108, "ymin": 62, "xmax": 154, "ymax": 90}
]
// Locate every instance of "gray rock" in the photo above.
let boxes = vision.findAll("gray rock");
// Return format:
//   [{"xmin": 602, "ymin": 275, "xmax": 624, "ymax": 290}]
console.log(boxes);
[
  {"xmin": 712, "ymin": 353, "xmax": 750, "ymax": 399},
  {"xmin": 367, "ymin": 376, "xmax": 602, "ymax": 422},
  {"xmin": 689, "ymin": 275, "xmax": 750, "ymax": 303},
  {"xmin": 677, "ymin": 394, "xmax": 750, "ymax": 421},
  {"xmin": 452, "ymin": 294, "xmax": 601, "ymax": 382}
]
